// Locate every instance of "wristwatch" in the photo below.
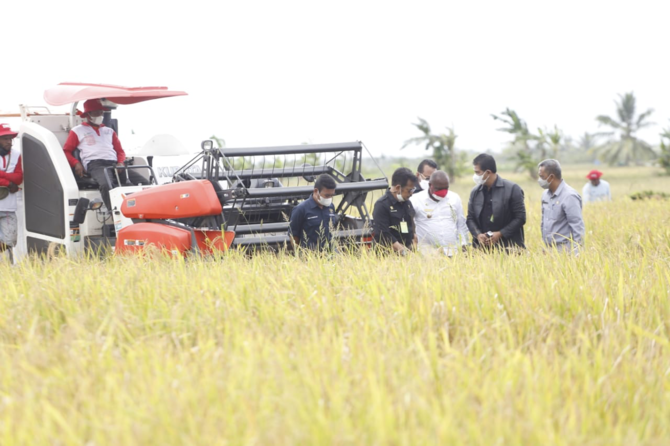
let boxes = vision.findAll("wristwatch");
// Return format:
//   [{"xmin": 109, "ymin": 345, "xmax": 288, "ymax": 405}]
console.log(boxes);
[{"xmin": 486, "ymin": 231, "xmax": 494, "ymax": 238}]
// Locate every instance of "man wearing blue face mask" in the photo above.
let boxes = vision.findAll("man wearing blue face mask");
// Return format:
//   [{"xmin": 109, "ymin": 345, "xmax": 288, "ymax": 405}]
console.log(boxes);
[
  {"xmin": 466, "ymin": 153, "xmax": 526, "ymax": 251},
  {"xmin": 538, "ymin": 159, "xmax": 584, "ymax": 254},
  {"xmin": 289, "ymin": 174, "xmax": 338, "ymax": 251}
]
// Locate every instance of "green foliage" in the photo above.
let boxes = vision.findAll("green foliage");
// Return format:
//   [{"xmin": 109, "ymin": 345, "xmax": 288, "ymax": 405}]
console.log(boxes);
[
  {"xmin": 402, "ymin": 118, "xmax": 467, "ymax": 182},
  {"xmin": 658, "ymin": 124, "xmax": 670, "ymax": 175},
  {"xmin": 592, "ymin": 92, "xmax": 656, "ymax": 165},
  {"xmin": 491, "ymin": 109, "xmax": 567, "ymax": 180},
  {"xmin": 629, "ymin": 190, "xmax": 670, "ymax": 200},
  {"xmin": 210, "ymin": 134, "xmax": 226, "ymax": 148}
]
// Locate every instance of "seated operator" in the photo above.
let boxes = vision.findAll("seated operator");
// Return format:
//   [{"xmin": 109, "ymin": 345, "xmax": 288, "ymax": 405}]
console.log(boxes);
[{"xmin": 63, "ymin": 99, "xmax": 134, "ymax": 214}]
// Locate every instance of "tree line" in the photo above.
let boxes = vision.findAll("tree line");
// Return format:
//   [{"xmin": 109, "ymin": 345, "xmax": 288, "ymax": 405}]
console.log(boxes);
[{"xmin": 404, "ymin": 92, "xmax": 670, "ymax": 180}]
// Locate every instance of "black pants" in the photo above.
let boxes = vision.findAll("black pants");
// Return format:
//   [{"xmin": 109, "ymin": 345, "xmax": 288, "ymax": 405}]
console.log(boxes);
[{"xmin": 87, "ymin": 160, "xmax": 145, "ymax": 211}]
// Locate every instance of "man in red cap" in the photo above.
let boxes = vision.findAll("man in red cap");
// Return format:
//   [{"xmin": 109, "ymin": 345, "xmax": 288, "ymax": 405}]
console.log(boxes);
[
  {"xmin": 0, "ymin": 124, "xmax": 24, "ymax": 252},
  {"xmin": 582, "ymin": 169, "xmax": 611, "ymax": 203},
  {"xmin": 63, "ymin": 99, "xmax": 127, "ymax": 213}
]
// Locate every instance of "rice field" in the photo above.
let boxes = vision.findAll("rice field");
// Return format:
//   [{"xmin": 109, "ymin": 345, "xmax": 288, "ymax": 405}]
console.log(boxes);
[{"xmin": 0, "ymin": 166, "xmax": 669, "ymax": 445}]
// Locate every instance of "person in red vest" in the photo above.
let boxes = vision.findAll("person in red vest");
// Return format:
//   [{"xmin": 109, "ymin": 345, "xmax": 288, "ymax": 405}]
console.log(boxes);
[
  {"xmin": 0, "ymin": 124, "xmax": 23, "ymax": 252},
  {"xmin": 63, "ymin": 99, "xmax": 127, "ymax": 213}
]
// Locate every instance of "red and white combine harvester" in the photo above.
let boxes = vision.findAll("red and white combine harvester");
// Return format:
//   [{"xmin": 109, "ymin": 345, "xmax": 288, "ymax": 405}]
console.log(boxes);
[{"xmin": 9, "ymin": 82, "xmax": 388, "ymax": 260}]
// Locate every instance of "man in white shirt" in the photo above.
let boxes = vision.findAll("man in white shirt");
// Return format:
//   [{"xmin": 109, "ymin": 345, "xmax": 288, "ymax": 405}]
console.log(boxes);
[
  {"xmin": 410, "ymin": 170, "xmax": 469, "ymax": 256},
  {"xmin": 582, "ymin": 169, "xmax": 611, "ymax": 203}
]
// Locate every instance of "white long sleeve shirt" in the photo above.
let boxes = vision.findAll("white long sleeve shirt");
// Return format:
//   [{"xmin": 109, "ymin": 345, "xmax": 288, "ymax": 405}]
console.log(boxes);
[
  {"xmin": 410, "ymin": 189, "xmax": 469, "ymax": 251},
  {"xmin": 582, "ymin": 180, "xmax": 611, "ymax": 203}
]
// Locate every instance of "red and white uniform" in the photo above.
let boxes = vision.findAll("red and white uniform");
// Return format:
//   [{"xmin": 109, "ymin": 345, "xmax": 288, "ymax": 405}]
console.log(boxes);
[
  {"xmin": 63, "ymin": 122, "xmax": 125, "ymax": 170},
  {"xmin": 0, "ymin": 148, "xmax": 23, "ymax": 212}
]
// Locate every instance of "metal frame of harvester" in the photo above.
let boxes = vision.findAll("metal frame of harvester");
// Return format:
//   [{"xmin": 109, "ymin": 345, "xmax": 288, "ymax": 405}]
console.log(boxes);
[{"xmin": 169, "ymin": 140, "xmax": 389, "ymax": 251}]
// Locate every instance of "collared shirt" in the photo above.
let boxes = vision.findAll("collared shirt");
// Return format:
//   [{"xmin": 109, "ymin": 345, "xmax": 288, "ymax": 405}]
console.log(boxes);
[
  {"xmin": 63, "ymin": 122, "xmax": 126, "ymax": 170},
  {"xmin": 582, "ymin": 180, "xmax": 611, "ymax": 203},
  {"xmin": 288, "ymin": 196, "xmax": 337, "ymax": 250},
  {"xmin": 479, "ymin": 178, "xmax": 496, "ymax": 233},
  {"xmin": 410, "ymin": 189, "xmax": 469, "ymax": 249},
  {"xmin": 541, "ymin": 181, "xmax": 585, "ymax": 247},
  {"xmin": 372, "ymin": 190, "xmax": 416, "ymax": 248}
]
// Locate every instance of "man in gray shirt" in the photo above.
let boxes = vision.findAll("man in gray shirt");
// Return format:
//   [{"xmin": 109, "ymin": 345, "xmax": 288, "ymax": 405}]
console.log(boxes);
[{"xmin": 537, "ymin": 159, "xmax": 585, "ymax": 254}]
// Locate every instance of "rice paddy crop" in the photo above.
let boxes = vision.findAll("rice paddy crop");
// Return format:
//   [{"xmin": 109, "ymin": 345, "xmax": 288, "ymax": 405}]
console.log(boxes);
[{"xmin": 0, "ymin": 166, "xmax": 669, "ymax": 445}]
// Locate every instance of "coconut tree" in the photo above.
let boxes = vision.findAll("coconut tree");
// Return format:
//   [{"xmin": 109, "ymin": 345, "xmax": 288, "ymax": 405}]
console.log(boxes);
[
  {"xmin": 592, "ymin": 92, "xmax": 656, "ymax": 165},
  {"xmin": 659, "ymin": 122, "xmax": 670, "ymax": 175},
  {"xmin": 491, "ymin": 108, "xmax": 541, "ymax": 179},
  {"xmin": 402, "ymin": 118, "xmax": 462, "ymax": 181}
]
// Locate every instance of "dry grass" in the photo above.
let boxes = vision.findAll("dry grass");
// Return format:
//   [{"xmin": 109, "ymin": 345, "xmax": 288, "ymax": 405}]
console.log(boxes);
[{"xmin": 0, "ymin": 166, "xmax": 669, "ymax": 445}]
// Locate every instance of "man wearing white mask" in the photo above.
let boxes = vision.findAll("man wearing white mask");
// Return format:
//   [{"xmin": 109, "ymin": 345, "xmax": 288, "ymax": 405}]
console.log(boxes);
[
  {"xmin": 410, "ymin": 170, "xmax": 469, "ymax": 256},
  {"xmin": 538, "ymin": 159, "xmax": 584, "ymax": 254},
  {"xmin": 63, "ymin": 99, "xmax": 128, "ymax": 213},
  {"xmin": 466, "ymin": 154, "xmax": 526, "ymax": 251},
  {"xmin": 372, "ymin": 167, "xmax": 418, "ymax": 255},
  {"xmin": 414, "ymin": 159, "xmax": 438, "ymax": 193},
  {"xmin": 289, "ymin": 174, "xmax": 338, "ymax": 251}
]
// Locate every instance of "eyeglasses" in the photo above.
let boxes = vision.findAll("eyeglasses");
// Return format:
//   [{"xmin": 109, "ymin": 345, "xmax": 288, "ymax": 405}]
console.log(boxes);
[{"xmin": 403, "ymin": 186, "xmax": 416, "ymax": 193}]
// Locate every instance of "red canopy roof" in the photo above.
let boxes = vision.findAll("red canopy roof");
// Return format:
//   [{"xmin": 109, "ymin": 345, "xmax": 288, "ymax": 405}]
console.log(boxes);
[{"xmin": 44, "ymin": 82, "xmax": 188, "ymax": 106}]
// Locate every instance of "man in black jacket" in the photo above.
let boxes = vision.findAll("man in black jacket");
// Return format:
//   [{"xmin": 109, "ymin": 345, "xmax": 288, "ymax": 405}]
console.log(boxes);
[{"xmin": 467, "ymin": 154, "xmax": 526, "ymax": 251}]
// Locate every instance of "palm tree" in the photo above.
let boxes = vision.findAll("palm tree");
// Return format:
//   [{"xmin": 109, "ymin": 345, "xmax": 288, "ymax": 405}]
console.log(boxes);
[
  {"xmin": 592, "ymin": 92, "xmax": 656, "ymax": 165},
  {"xmin": 537, "ymin": 125, "xmax": 565, "ymax": 159},
  {"xmin": 659, "ymin": 122, "xmax": 670, "ymax": 175},
  {"xmin": 402, "ymin": 118, "xmax": 461, "ymax": 181},
  {"xmin": 491, "ymin": 108, "xmax": 541, "ymax": 179}
]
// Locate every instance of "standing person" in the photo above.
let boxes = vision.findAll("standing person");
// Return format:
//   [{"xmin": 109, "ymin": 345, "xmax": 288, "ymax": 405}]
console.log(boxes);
[
  {"xmin": 582, "ymin": 169, "xmax": 611, "ymax": 203},
  {"xmin": 466, "ymin": 154, "xmax": 526, "ymax": 251},
  {"xmin": 0, "ymin": 124, "xmax": 23, "ymax": 253},
  {"xmin": 63, "ymin": 99, "xmax": 128, "ymax": 213},
  {"xmin": 410, "ymin": 170, "xmax": 469, "ymax": 256},
  {"xmin": 538, "ymin": 159, "xmax": 585, "ymax": 254},
  {"xmin": 415, "ymin": 159, "xmax": 438, "ymax": 193},
  {"xmin": 372, "ymin": 167, "xmax": 418, "ymax": 255},
  {"xmin": 288, "ymin": 174, "xmax": 338, "ymax": 251}
]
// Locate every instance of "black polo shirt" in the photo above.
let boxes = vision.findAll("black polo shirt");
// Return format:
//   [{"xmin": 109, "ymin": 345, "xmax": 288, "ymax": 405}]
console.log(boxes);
[
  {"xmin": 372, "ymin": 190, "xmax": 416, "ymax": 248},
  {"xmin": 288, "ymin": 196, "xmax": 337, "ymax": 250}
]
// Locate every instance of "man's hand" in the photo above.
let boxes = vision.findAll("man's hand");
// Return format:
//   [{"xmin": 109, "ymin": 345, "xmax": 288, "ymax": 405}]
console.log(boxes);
[
  {"xmin": 74, "ymin": 162, "xmax": 84, "ymax": 177},
  {"xmin": 116, "ymin": 162, "xmax": 124, "ymax": 167},
  {"xmin": 8, "ymin": 182, "xmax": 18, "ymax": 193},
  {"xmin": 476, "ymin": 233, "xmax": 489, "ymax": 246},
  {"xmin": 489, "ymin": 231, "xmax": 502, "ymax": 245}
]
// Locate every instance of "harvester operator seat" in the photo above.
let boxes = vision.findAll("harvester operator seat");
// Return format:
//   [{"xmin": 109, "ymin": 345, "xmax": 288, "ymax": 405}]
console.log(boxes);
[{"xmin": 71, "ymin": 149, "xmax": 100, "ymax": 190}]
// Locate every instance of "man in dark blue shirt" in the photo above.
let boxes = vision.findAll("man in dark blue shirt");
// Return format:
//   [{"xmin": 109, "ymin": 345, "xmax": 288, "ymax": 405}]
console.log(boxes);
[{"xmin": 289, "ymin": 174, "xmax": 338, "ymax": 250}]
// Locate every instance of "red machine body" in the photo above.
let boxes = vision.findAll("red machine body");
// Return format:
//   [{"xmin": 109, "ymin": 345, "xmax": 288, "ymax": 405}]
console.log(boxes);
[
  {"xmin": 116, "ymin": 223, "xmax": 192, "ymax": 255},
  {"xmin": 121, "ymin": 180, "xmax": 222, "ymax": 220},
  {"xmin": 115, "ymin": 180, "xmax": 235, "ymax": 257}
]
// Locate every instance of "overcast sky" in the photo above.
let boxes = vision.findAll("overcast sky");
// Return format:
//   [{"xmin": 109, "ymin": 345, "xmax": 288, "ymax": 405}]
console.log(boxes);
[{"xmin": 3, "ymin": 0, "xmax": 668, "ymax": 158}]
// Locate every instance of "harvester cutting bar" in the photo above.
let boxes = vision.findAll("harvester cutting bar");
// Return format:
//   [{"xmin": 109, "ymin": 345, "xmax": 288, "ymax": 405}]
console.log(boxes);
[
  {"xmin": 221, "ymin": 141, "xmax": 363, "ymax": 157},
  {"xmin": 217, "ymin": 166, "xmax": 334, "ymax": 180},
  {"xmin": 231, "ymin": 228, "xmax": 371, "ymax": 247},
  {"xmin": 243, "ymin": 179, "xmax": 388, "ymax": 199}
]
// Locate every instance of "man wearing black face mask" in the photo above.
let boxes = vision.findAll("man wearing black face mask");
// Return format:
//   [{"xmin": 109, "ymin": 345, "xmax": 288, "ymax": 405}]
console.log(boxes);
[
  {"xmin": 63, "ymin": 99, "xmax": 127, "ymax": 214},
  {"xmin": 372, "ymin": 167, "xmax": 418, "ymax": 255},
  {"xmin": 289, "ymin": 174, "xmax": 338, "ymax": 251},
  {"xmin": 0, "ymin": 124, "xmax": 23, "ymax": 253},
  {"xmin": 467, "ymin": 153, "xmax": 526, "ymax": 251}
]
